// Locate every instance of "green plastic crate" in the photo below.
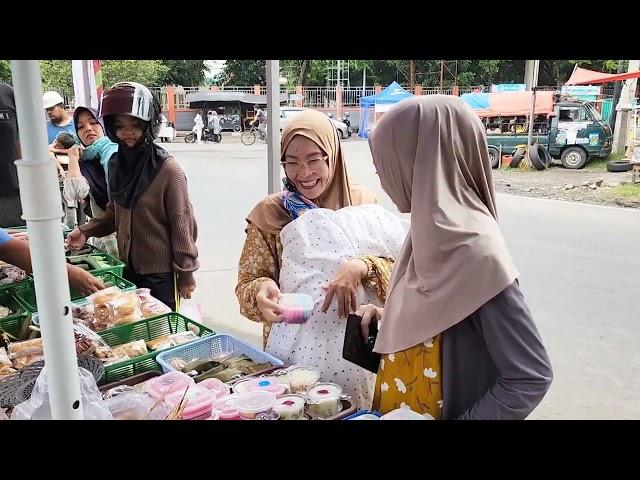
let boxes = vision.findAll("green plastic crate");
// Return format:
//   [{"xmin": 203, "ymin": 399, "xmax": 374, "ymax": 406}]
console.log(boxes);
[
  {"xmin": 0, "ymin": 290, "xmax": 32, "ymax": 339},
  {"xmin": 0, "ymin": 271, "xmax": 30, "ymax": 294},
  {"xmin": 13, "ymin": 272, "xmax": 135, "ymax": 313},
  {"xmin": 65, "ymin": 244, "xmax": 99, "ymax": 257},
  {"xmin": 97, "ymin": 312, "xmax": 214, "ymax": 385},
  {"xmin": 66, "ymin": 251, "xmax": 125, "ymax": 277}
]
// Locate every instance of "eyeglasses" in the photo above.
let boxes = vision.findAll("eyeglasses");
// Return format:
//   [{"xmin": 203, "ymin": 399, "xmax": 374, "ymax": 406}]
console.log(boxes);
[{"xmin": 281, "ymin": 156, "xmax": 328, "ymax": 175}]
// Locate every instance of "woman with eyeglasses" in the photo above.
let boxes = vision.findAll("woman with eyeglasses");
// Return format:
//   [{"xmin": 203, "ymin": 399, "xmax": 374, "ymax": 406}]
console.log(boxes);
[{"xmin": 236, "ymin": 109, "xmax": 405, "ymax": 406}]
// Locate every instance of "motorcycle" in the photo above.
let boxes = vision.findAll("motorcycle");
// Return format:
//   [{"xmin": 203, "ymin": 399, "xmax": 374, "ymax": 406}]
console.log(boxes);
[
  {"xmin": 184, "ymin": 127, "xmax": 222, "ymax": 144},
  {"xmin": 341, "ymin": 112, "xmax": 352, "ymax": 137},
  {"xmin": 340, "ymin": 112, "xmax": 351, "ymax": 132}
]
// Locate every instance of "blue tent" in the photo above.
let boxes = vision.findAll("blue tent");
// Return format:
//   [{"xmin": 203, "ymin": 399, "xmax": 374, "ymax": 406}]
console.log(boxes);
[{"xmin": 359, "ymin": 82, "xmax": 414, "ymax": 138}]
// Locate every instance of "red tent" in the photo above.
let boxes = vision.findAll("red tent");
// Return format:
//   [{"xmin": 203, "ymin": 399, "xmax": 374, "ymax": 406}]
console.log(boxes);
[{"xmin": 565, "ymin": 66, "xmax": 640, "ymax": 85}]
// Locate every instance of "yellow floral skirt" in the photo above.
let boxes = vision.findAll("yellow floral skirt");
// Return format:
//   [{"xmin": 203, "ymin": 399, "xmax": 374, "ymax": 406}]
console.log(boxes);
[{"xmin": 372, "ymin": 335, "xmax": 443, "ymax": 420}]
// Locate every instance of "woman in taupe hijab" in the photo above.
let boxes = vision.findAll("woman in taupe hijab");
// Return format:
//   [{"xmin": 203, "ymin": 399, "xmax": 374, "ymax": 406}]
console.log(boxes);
[
  {"xmin": 358, "ymin": 95, "xmax": 552, "ymax": 419},
  {"xmin": 236, "ymin": 109, "xmax": 391, "ymax": 349}
]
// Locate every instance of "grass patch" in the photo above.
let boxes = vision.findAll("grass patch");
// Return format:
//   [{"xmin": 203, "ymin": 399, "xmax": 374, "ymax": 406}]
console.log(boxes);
[
  {"xmin": 586, "ymin": 153, "xmax": 626, "ymax": 172},
  {"xmin": 600, "ymin": 183, "xmax": 640, "ymax": 206}
]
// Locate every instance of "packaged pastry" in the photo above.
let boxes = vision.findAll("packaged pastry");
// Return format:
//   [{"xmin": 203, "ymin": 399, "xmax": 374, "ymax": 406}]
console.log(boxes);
[
  {"xmin": 146, "ymin": 335, "xmax": 173, "ymax": 352},
  {"xmin": 168, "ymin": 331, "xmax": 198, "ymax": 346},
  {"xmin": 140, "ymin": 299, "xmax": 171, "ymax": 318},
  {"xmin": 8, "ymin": 338, "xmax": 43, "ymax": 355},
  {"xmin": 109, "ymin": 312, "xmax": 142, "ymax": 327},
  {"xmin": 73, "ymin": 323, "xmax": 116, "ymax": 361},
  {"xmin": 135, "ymin": 288, "xmax": 152, "ymax": 303},
  {"xmin": 0, "ymin": 265, "xmax": 27, "ymax": 285},
  {"xmin": 94, "ymin": 304, "xmax": 110, "ymax": 327},
  {"xmin": 91, "ymin": 286, "xmax": 122, "ymax": 307},
  {"xmin": 112, "ymin": 340, "xmax": 148, "ymax": 359},
  {"xmin": 107, "ymin": 293, "xmax": 141, "ymax": 325},
  {"xmin": 12, "ymin": 353, "xmax": 44, "ymax": 370},
  {"xmin": 72, "ymin": 304, "xmax": 96, "ymax": 329},
  {"xmin": 0, "ymin": 347, "xmax": 12, "ymax": 367},
  {"xmin": 0, "ymin": 364, "xmax": 17, "ymax": 377}
]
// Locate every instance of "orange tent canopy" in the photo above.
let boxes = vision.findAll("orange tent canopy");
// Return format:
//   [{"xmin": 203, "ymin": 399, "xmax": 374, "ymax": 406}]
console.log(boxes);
[{"xmin": 565, "ymin": 66, "xmax": 640, "ymax": 85}]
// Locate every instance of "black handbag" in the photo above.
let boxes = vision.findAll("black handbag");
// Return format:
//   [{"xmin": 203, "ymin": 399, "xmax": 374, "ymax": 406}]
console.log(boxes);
[{"xmin": 342, "ymin": 314, "xmax": 381, "ymax": 374}]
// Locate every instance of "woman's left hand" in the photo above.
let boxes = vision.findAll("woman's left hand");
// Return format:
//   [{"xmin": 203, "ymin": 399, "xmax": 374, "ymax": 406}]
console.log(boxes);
[
  {"xmin": 321, "ymin": 258, "xmax": 368, "ymax": 319},
  {"xmin": 179, "ymin": 281, "xmax": 196, "ymax": 299}
]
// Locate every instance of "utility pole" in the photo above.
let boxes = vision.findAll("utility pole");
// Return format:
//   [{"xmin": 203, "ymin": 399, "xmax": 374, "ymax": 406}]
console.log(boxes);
[
  {"xmin": 526, "ymin": 60, "xmax": 540, "ymax": 148},
  {"xmin": 612, "ymin": 60, "xmax": 640, "ymax": 155},
  {"xmin": 609, "ymin": 60, "xmax": 626, "ymax": 131},
  {"xmin": 410, "ymin": 60, "xmax": 415, "ymax": 91},
  {"xmin": 440, "ymin": 60, "xmax": 444, "ymax": 93},
  {"xmin": 524, "ymin": 60, "xmax": 536, "ymax": 90}
]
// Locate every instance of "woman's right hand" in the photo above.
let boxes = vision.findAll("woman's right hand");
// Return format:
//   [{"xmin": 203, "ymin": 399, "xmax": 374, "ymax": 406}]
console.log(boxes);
[
  {"xmin": 255, "ymin": 279, "xmax": 284, "ymax": 323},
  {"xmin": 68, "ymin": 146, "xmax": 82, "ymax": 163},
  {"xmin": 67, "ymin": 228, "xmax": 87, "ymax": 249},
  {"xmin": 355, "ymin": 303, "xmax": 384, "ymax": 341}
]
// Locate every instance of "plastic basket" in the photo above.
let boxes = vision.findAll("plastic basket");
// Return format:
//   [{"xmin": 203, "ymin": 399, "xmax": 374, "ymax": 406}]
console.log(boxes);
[
  {"xmin": 156, "ymin": 334, "xmax": 284, "ymax": 374},
  {"xmin": 342, "ymin": 410, "xmax": 382, "ymax": 420},
  {"xmin": 66, "ymin": 251, "xmax": 125, "ymax": 277},
  {"xmin": 98, "ymin": 313, "xmax": 214, "ymax": 385},
  {"xmin": 98, "ymin": 370, "xmax": 163, "ymax": 394},
  {"xmin": 0, "ymin": 290, "xmax": 32, "ymax": 339},
  {"xmin": 13, "ymin": 272, "xmax": 135, "ymax": 313}
]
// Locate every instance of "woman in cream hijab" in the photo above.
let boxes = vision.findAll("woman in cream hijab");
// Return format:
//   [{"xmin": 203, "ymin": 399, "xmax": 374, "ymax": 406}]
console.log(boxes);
[
  {"xmin": 236, "ymin": 109, "xmax": 391, "ymax": 349},
  {"xmin": 359, "ymin": 95, "xmax": 553, "ymax": 420}
]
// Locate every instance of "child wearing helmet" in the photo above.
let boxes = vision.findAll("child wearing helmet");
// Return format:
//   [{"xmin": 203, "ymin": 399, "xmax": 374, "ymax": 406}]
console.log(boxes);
[{"xmin": 68, "ymin": 82, "xmax": 199, "ymax": 309}]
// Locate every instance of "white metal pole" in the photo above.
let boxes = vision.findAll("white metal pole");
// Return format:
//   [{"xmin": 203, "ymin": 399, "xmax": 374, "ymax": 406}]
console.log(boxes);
[
  {"xmin": 266, "ymin": 60, "xmax": 281, "ymax": 195},
  {"xmin": 362, "ymin": 67, "xmax": 366, "ymax": 96},
  {"xmin": 10, "ymin": 60, "xmax": 83, "ymax": 420}
]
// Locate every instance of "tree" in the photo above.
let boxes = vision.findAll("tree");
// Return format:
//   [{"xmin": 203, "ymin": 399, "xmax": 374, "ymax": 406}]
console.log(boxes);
[
  {"xmin": 40, "ymin": 60, "xmax": 73, "ymax": 98},
  {"xmin": 101, "ymin": 60, "xmax": 168, "ymax": 88},
  {"xmin": 160, "ymin": 60, "xmax": 206, "ymax": 86},
  {"xmin": 0, "ymin": 60, "xmax": 11, "ymax": 83},
  {"xmin": 221, "ymin": 60, "xmax": 266, "ymax": 85},
  {"xmin": 38, "ymin": 60, "xmax": 169, "ymax": 104}
]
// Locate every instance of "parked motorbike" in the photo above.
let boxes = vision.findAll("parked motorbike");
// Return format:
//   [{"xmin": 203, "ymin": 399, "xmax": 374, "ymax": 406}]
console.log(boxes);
[
  {"xmin": 341, "ymin": 112, "xmax": 352, "ymax": 137},
  {"xmin": 184, "ymin": 127, "xmax": 222, "ymax": 144}
]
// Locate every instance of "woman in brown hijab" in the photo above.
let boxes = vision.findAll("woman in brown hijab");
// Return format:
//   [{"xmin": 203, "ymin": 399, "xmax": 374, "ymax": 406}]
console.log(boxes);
[
  {"xmin": 358, "ymin": 95, "xmax": 553, "ymax": 420},
  {"xmin": 236, "ymin": 109, "xmax": 393, "ymax": 348}
]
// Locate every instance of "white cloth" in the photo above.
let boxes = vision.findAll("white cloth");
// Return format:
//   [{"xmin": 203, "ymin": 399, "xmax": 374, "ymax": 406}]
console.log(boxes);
[
  {"xmin": 194, "ymin": 113, "xmax": 204, "ymax": 129},
  {"xmin": 267, "ymin": 204, "xmax": 407, "ymax": 409}
]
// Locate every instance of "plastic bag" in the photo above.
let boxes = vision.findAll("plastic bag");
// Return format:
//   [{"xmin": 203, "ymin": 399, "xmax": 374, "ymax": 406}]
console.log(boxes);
[
  {"xmin": 10, "ymin": 366, "xmax": 113, "ymax": 420},
  {"xmin": 104, "ymin": 391, "xmax": 171, "ymax": 420},
  {"xmin": 177, "ymin": 298, "xmax": 202, "ymax": 324}
]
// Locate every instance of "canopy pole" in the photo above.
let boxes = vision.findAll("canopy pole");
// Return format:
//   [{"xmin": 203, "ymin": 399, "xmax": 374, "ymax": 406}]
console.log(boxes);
[
  {"xmin": 11, "ymin": 60, "xmax": 83, "ymax": 420},
  {"xmin": 266, "ymin": 60, "xmax": 281, "ymax": 195}
]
